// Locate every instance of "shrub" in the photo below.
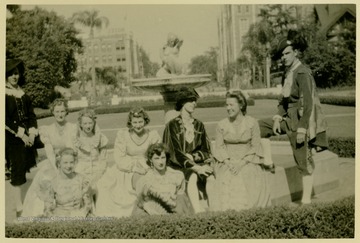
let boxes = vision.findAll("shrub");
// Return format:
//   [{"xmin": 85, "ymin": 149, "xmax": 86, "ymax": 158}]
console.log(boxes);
[
  {"xmin": 270, "ymin": 136, "xmax": 355, "ymax": 158},
  {"xmin": 6, "ymin": 196, "xmax": 354, "ymax": 239}
]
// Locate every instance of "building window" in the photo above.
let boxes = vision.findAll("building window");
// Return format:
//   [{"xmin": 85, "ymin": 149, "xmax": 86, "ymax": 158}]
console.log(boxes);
[
  {"xmin": 240, "ymin": 18, "xmax": 249, "ymax": 32},
  {"xmin": 122, "ymin": 58, "xmax": 126, "ymax": 61},
  {"xmin": 117, "ymin": 58, "xmax": 121, "ymax": 62},
  {"xmin": 95, "ymin": 57, "xmax": 99, "ymax": 64},
  {"xmin": 108, "ymin": 45, "xmax": 112, "ymax": 52},
  {"xmin": 108, "ymin": 55, "xmax": 112, "ymax": 62},
  {"xmin": 121, "ymin": 46, "xmax": 125, "ymax": 50},
  {"xmin": 245, "ymin": 5, "xmax": 249, "ymax": 12},
  {"xmin": 103, "ymin": 56, "xmax": 107, "ymax": 63},
  {"xmin": 237, "ymin": 6, "xmax": 241, "ymax": 13}
]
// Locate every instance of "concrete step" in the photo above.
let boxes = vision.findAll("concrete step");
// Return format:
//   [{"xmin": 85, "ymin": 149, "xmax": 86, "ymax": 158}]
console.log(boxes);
[{"xmin": 269, "ymin": 142, "xmax": 339, "ymax": 205}]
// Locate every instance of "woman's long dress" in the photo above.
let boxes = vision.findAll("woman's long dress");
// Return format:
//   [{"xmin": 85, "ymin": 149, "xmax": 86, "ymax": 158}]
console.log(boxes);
[
  {"xmin": 22, "ymin": 122, "xmax": 77, "ymax": 217},
  {"xmin": 43, "ymin": 173, "xmax": 92, "ymax": 217},
  {"xmin": 95, "ymin": 129, "xmax": 161, "ymax": 218},
  {"xmin": 212, "ymin": 116, "xmax": 271, "ymax": 211},
  {"xmin": 74, "ymin": 129, "xmax": 108, "ymax": 184},
  {"xmin": 133, "ymin": 167, "xmax": 194, "ymax": 215}
]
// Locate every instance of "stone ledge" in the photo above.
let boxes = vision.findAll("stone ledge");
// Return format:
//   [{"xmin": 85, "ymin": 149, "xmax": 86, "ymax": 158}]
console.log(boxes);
[{"xmin": 269, "ymin": 142, "xmax": 339, "ymax": 205}]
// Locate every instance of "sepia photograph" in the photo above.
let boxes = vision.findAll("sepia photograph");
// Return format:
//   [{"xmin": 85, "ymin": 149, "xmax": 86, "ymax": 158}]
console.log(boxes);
[{"xmin": 3, "ymin": 1, "xmax": 356, "ymax": 240}]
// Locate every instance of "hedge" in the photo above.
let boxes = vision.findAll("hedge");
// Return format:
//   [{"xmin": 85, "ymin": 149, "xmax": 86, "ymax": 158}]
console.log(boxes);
[
  {"xmin": 34, "ymin": 98, "xmax": 255, "ymax": 119},
  {"xmin": 247, "ymin": 93, "xmax": 355, "ymax": 107},
  {"xmin": 270, "ymin": 136, "xmax": 355, "ymax": 158},
  {"xmin": 5, "ymin": 195, "xmax": 354, "ymax": 239}
]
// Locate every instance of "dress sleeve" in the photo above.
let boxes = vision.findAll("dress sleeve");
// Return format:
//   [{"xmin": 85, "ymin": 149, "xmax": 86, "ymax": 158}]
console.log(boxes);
[
  {"xmin": 40, "ymin": 126, "xmax": 57, "ymax": 170},
  {"xmin": 243, "ymin": 118, "xmax": 263, "ymax": 163},
  {"xmin": 24, "ymin": 94, "xmax": 38, "ymax": 134},
  {"xmin": 176, "ymin": 172, "xmax": 186, "ymax": 196},
  {"xmin": 163, "ymin": 121, "xmax": 194, "ymax": 168},
  {"xmin": 297, "ymin": 72, "xmax": 314, "ymax": 133},
  {"xmin": 191, "ymin": 121, "xmax": 212, "ymax": 163},
  {"xmin": 135, "ymin": 173, "xmax": 151, "ymax": 197},
  {"xmin": 214, "ymin": 121, "xmax": 230, "ymax": 162},
  {"xmin": 42, "ymin": 182, "xmax": 56, "ymax": 216},
  {"xmin": 99, "ymin": 133, "xmax": 109, "ymax": 148},
  {"xmin": 113, "ymin": 129, "xmax": 135, "ymax": 172},
  {"xmin": 149, "ymin": 130, "xmax": 161, "ymax": 144}
]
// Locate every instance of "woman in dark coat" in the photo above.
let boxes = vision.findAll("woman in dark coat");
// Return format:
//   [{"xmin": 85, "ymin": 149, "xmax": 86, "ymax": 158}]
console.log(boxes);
[
  {"xmin": 163, "ymin": 87, "xmax": 214, "ymax": 213},
  {"xmin": 5, "ymin": 58, "xmax": 39, "ymax": 218}
]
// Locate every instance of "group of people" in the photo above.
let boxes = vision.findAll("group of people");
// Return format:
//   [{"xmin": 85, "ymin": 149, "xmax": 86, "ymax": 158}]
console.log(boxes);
[{"xmin": 6, "ymin": 29, "xmax": 327, "ymax": 221}]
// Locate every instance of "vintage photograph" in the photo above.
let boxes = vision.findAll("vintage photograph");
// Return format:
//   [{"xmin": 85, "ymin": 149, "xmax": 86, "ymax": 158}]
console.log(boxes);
[{"xmin": 4, "ymin": 2, "xmax": 356, "ymax": 239}]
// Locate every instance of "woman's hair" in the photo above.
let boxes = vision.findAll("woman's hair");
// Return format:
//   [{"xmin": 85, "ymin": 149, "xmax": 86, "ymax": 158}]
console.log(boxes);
[
  {"xmin": 226, "ymin": 90, "xmax": 247, "ymax": 115},
  {"xmin": 49, "ymin": 98, "xmax": 69, "ymax": 115},
  {"xmin": 78, "ymin": 108, "xmax": 97, "ymax": 134},
  {"xmin": 55, "ymin": 147, "xmax": 78, "ymax": 168},
  {"xmin": 175, "ymin": 87, "xmax": 199, "ymax": 111},
  {"xmin": 126, "ymin": 107, "xmax": 150, "ymax": 128},
  {"xmin": 146, "ymin": 143, "xmax": 170, "ymax": 167}
]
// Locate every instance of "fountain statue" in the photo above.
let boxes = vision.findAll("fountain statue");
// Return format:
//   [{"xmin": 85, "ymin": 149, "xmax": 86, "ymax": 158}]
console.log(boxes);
[
  {"xmin": 156, "ymin": 32, "xmax": 186, "ymax": 77},
  {"xmin": 131, "ymin": 33, "xmax": 211, "ymax": 122}
]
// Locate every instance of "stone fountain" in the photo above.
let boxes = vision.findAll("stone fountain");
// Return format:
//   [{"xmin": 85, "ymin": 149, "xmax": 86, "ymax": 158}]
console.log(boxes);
[
  {"xmin": 131, "ymin": 74, "xmax": 211, "ymax": 122},
  {"xmin": 131, "ymin": 33, "xmax": 212, "ymax": 122}
]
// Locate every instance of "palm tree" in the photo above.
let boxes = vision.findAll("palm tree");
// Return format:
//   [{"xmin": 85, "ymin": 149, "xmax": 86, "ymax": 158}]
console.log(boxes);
[{"xmin": 71, "ymin": 10, "xmax": 109, "ymax": 99}]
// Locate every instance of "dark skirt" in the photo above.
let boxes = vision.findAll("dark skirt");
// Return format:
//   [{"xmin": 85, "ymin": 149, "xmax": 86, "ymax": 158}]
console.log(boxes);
[{"xmin": 6, "ymin": 143, "xmax": 37, "ymax": 186}]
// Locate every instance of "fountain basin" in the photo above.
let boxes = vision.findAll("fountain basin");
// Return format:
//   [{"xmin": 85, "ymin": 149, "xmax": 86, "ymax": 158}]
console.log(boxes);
[{"xmin": 131, "ymin": 74, "xmax": 212, "ymax": 92}]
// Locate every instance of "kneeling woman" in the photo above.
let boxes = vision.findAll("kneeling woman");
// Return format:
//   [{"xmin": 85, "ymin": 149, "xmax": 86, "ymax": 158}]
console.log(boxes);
[
  {"xmin": 133, "ymin": 143, "xmax": 194, "ymax": 215},
  {"xmin": 43, "ymin": 148, "xmax": 92, "ymax": 218}
]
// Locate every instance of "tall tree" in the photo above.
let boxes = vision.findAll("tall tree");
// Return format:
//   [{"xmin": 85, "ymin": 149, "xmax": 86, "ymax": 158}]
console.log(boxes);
[
  {"xmin": 242, "ymin": 5, "xmax": 297, "ymax": 87},
  {"xmin": 189, "ymin": 47, "xmax": 218, "ymax": 82},
  {"xmin": 6, "ymin": 7, "xmax": 82, "ymax": 108},
  {"xmin": 71, "ymin": 10, "xmax": 109, "ymax": 98},
  {"xmin": 138, "ymin": 46, "xmax": 160, "ymax": 78}
]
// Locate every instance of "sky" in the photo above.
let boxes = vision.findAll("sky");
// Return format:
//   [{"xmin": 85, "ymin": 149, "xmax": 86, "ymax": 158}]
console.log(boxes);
[{"xmin": 19, "ymin": 4, "xmax": 221, "ymax": 64}]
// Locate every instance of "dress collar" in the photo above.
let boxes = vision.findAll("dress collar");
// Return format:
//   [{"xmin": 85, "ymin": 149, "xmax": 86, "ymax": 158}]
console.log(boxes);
[{"xmin": 6, "ymin": 85, "xmax": 25, "ymax": 98}]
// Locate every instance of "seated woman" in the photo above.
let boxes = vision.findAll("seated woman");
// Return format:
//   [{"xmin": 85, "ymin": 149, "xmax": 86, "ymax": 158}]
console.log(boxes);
[
  {"xmin": 73, "ymin": 108, "xmax": 108, "ymax": 207},
  {"xmin": 133, "ymin": 143, "xmax": 194, "ymax": 215},
  {"xmin": 211, "ymin": 90, "xmax": 271, "ymax": 211},
  {"xmin": 74, "ymin": 108, "xmax": 108, "ymax": 182},
  {"xmin": 95, "ymin": 107, "xmax": 161, "ymax": 218},
  {"xmin": 163, "ymin": 87, "xmax": 214, "ymax": 213},
  {"xmin": 42, "ymin": 148, "xmax": 92, "ymax": 218},
  {"xmin": 22, "ymin": 98, "xmax": 77, "ymax": 217}
]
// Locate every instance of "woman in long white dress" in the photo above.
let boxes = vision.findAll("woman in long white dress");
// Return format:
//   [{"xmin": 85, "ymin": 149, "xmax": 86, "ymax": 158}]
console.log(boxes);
[
  {"xmin": 95, "ymin": 107, "xmax": 161, "ymax": 218},
  {"xmin": 211, "ymin": 91, "xmax": 271, "ymax": 211},
  {"xmin": 22, "ymin": 99, "xmax": 77, "ymax": 217}
]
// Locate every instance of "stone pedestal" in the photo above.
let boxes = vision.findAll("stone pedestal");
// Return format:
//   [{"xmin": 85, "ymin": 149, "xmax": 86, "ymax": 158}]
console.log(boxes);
[{"xmin": 268, "ymin": 141, "xmax": 340, "ymax": 205}]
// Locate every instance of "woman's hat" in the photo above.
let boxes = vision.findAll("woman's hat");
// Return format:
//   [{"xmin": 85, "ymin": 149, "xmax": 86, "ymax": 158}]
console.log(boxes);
[
  {"xmin": 175, "ymin": 87, "xmax": 199, "ymax": 111},
  {"xmin": 6, "ymin": 58, "xmax": 24, "ymax": 73},
  {"xmin": 6, "ymin": 58, "xmax": 25, "ymax": 85}
]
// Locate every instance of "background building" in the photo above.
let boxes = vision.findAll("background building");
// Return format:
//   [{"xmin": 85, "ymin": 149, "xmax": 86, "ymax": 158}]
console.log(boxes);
[
  {"xmin": 76, "ymin": 28, "xmax": 143, "ymax": 86},
  {"xmin": 217, "ymin": 4, "xmax": 314, "ymax": 89}
]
